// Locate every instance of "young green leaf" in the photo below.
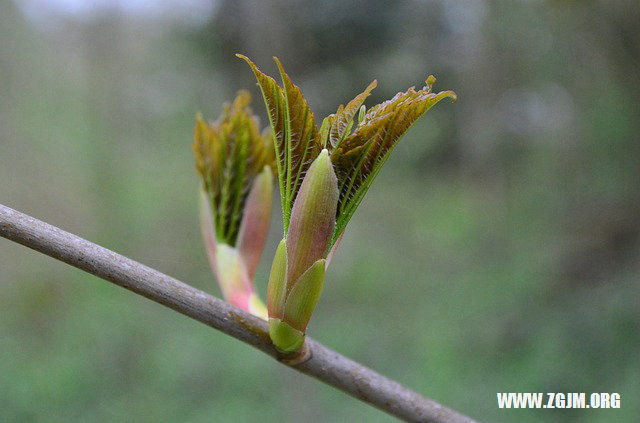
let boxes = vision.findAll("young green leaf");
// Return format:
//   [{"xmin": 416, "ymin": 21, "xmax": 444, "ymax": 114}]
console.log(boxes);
[
  {"xmin": 236, "ymin": 55, "xmax": 288, "ymax": 226},
  {"xmin": 328, "ymin": 79, "xmax": 377, "ymax": 148},
  {"xmin": 237, "ymin": 54, "xmax": 322, "ymax": 233},
  {"xmin": 330, "ymin": 77, "xmax": 456, "ymax": 244},
  {"xmin": 238, "ymin": 57, "xmax": 457, "ymax": 349},
  {"xmin": 193, "ymin": 90, "xmax": 274, "ymax": 319},
  {"xmin": 193, "ymin": 90, "xmax": 274, "ymax": 245},
  {"xmin": 273, "ymin": 58, "xmax": 322, "ymax": 219}
]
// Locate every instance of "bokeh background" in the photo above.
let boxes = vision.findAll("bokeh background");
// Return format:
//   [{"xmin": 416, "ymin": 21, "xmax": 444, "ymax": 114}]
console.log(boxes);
[{"xmin": 1, "ymin": 0, "xmax": 639, "ymax": 421}]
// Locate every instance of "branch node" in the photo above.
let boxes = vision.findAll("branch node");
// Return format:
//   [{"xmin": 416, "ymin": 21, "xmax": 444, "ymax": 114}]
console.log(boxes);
[{"xmin": 278, "ymin": 341, "xmax": 312, "ymax": 365}]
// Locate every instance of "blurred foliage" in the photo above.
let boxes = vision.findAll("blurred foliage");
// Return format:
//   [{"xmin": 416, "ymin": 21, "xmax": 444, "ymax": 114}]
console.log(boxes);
[{"xmin": 1, "ymin": 0, "xmax": 639, "ymax": 422}]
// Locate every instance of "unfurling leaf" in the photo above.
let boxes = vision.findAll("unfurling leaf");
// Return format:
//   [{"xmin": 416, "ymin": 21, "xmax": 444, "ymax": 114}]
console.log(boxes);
[
  {"xmin": 193, "ymin": 90, "xmax": 275, "ymax": 246},
  {"xmin": 193, "ymin": 90, "xmax": 275, "ymax": 319},
  {"xmin": 274, "ymin": 58, "xmax": 322, "ymax": 216},
  {"xmin": 240, "ymin": 54, "xmax": 456, "ymax": 351},
  {"xmin": 328, "ymin": 79, "xmax": 377, "ymax": 148},
  {"xmin": 330, "ymin": 77, "xmax": 456, "ymax": 244},
  {"xmin": 237, "ymin": 54, "xmax": 321, "ymax": 233}
]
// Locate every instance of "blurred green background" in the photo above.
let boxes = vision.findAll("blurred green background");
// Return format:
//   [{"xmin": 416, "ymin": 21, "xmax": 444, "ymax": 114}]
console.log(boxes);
[{"xmin": 1, "ymin": 0, "xmax": 639, "ymax": 421}]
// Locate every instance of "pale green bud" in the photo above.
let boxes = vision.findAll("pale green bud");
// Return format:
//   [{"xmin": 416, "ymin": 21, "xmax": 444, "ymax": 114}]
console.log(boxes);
[
  {"xmin": 286, "ymin": 149, "xmax": 338, "ymax": 286},
  {"xmin": 266, "ymin": 150, "xmax": 338, "ymax": 353}
]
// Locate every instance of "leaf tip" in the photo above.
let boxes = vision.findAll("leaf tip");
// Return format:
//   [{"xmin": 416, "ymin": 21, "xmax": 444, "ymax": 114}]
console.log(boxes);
[
  {"xmin": 426, "ymin": 74, "xmax": 437, "ymax": 89},
  {"xmin": 426, "ymin": 75, "xmax": 457, "ymax": 103},
  {"xmin": 439, "ymin": 90, "xmax": 458, "ymax": 103},
  {"xmin": 273, "ymin": 56, "xmax": 286, "ymax": 78},
  {"xmin": 236, "ymin": 53, "xmax": 255, "ymax": 69}
]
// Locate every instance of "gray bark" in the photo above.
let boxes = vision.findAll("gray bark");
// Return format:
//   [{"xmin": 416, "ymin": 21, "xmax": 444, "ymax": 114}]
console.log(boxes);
[{"xmin": 0, "ymin": 203, "xmax": 475, "ymax": 423}]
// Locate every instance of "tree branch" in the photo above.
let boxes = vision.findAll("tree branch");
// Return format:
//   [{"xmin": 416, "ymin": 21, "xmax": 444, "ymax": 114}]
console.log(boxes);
[{"xmin": 0, "ymin": 204, "xmax": 475, "ymax": 423}]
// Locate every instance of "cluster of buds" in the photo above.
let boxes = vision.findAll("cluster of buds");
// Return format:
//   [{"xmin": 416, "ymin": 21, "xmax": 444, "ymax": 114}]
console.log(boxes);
[
  {"xmin": 193, "ymin": 91, "xmax": 275, "ymax": 319},
  {"xmin": 194, "ymin": 55, "xmax": 455, "ymax": 354},
  {"xmin": 238, "ymin": 55, "xmax": 456, "ymax": 353}
]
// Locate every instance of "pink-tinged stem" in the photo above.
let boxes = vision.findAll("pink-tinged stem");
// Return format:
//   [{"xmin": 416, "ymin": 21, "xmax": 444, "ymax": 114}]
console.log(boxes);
[{"xmin": 199, "ymin": 189, "xmax": 267, "ymax": 319}]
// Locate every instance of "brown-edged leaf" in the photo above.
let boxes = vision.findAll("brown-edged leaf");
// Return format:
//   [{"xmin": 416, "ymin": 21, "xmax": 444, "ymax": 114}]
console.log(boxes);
[
  {"xmin": 238, "ymin": 54, "xmax": 321, "ymax": 232},
  {"xmin": 194, "ymin": 89, "xmax": 274, "ymax": 245},
  {"xmin": 273, "ymin": 57, "xmax": 322, "ymax": 228},
  {"xmin": 328, "ymin": 79, "xmax": 377, "ymax": 148},
  {"xmin": 330, "ymin": 76, "xmax": 456, "ymax": 243},
  {"xmin": 236, "ymin": 54, "xmax": 288, "ymax": 222}
]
